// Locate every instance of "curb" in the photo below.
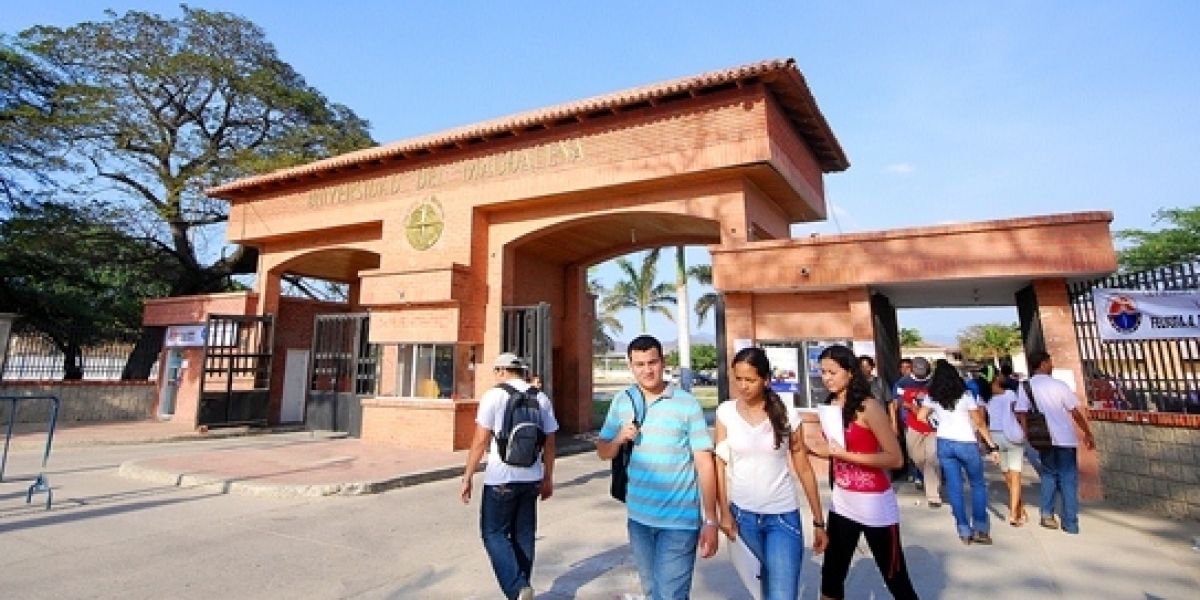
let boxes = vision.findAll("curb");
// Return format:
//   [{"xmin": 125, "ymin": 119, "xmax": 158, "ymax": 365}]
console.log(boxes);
[{"xmin": 117, "ymin": 435, "xmax": 599, "ymax": 499}]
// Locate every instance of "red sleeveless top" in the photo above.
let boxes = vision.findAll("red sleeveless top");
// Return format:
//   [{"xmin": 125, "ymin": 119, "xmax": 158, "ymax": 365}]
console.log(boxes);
[{"xmin": 833, "ymin": 421, "xmax": 891, "ymax": 493}]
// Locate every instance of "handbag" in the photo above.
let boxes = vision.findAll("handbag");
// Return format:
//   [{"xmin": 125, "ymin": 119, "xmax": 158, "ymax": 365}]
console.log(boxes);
[
  {"xmin": 610, "ymin": 386, "xmax": 644, "ymax": 503},
  {"xmin": 1021, "ymin": 380, "xmax": 1054, "ymax": 453}
]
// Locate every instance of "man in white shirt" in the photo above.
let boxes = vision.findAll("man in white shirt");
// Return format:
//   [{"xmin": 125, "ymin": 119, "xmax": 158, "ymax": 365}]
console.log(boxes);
[
  {"xmin": 460, "ymin": 353, "xmax": 559, "ymax": 600},
  {"xmin": 1017, "ymin": 350, "xmax": 1096, "ymax": 534}
]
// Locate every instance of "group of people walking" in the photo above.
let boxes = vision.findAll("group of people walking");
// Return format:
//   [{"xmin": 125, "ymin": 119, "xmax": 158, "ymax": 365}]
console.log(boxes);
[{"xmin": 460, "ymin": 336, "xmax": 1096, "ymax": 600}]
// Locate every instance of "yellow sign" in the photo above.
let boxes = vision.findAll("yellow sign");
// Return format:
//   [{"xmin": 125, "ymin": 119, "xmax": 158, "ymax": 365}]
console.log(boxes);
[{"xmin": 405, "ymin": 198, "xmax": 445, "ymax": 251}]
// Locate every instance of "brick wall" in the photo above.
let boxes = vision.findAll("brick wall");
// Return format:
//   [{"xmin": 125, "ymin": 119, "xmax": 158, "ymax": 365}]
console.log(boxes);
[
  {"xmin": 0, "ymin": 381, "xmax": 156, "ymax": 423},
  {"xmin": 1091, "ymin": 410, "xmax": 1200, "ymax": 521}
]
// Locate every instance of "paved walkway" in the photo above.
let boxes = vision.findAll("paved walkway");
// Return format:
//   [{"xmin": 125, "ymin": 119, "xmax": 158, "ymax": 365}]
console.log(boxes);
[{"xmin": 2, "ymin": 421, "xmax": 1199, "ymax": 598}]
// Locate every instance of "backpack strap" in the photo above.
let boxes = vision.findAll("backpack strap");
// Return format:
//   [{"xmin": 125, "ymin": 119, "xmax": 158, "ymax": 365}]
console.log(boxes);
[
  {"xmin": 496, "ymin": 383, "xmax": 520, "ymax": 439},
  {"xmin": 627, "ymin": 385, "xmax": 645, "ymax": 426},
  {"xmin": 1022, "ymin": 380, "xmax": 1041, "ymax": 414}
]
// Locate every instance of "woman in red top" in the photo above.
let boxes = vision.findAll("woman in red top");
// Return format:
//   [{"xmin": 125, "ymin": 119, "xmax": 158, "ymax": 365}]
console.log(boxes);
[{"xmin": 812, "ymin": 344, "xmax": 919, "ymax": 600}]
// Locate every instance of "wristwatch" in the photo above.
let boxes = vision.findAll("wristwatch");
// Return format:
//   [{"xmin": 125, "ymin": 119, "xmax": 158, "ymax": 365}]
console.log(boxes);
[
  {"xmin": 703, "ymin": 519, "xmax": 719, "ymax": 529},
  {"xmin": 812, "ymin": 520, "xmax": 826, "ymax": 529},
  {"xmin": 988, "ymin": 444, "xmax": 1000, "ymax": 453}
]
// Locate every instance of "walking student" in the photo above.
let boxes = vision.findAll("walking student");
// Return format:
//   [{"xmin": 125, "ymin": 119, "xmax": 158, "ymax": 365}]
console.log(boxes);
[
  {"xmin": 715, "ymin": 347, "xmax": 828, "ymax": 600},
  {"xmin": 812, "ymin": 344, "xmax": 919, "ymax": 600},
  {"xmin": 917, "ymin": 360, "xmax": 1001, "ymax": 545},
  {"xmin": 980, "ymin": 365, "xmax": 1031, "ymax": 526},
  {"xmin": 897, "ymin": 357, "xmax": 940, "ymax": 507},
  {"xmin": 460, "ymin": 352, "xmax": 559, "ymax": 600},
  {"xmin": 596, "ymin": 334, "xmax": 719, "ymax": 600},
  {"xmin": 1018, "ymin": 350, "xmax": 1097, "ymax": 534}
]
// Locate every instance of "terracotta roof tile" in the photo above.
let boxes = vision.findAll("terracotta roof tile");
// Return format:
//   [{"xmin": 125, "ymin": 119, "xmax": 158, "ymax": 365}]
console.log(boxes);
[{"xmin": 209, "ymin": 58, "xmax": 847, "ymax": 197}]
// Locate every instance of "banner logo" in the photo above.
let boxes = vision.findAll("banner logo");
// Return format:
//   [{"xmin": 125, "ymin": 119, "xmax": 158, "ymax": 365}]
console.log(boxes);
[{"xmin": 1105, "ymin": 294, "xmax": 1142, "ymax": 334}]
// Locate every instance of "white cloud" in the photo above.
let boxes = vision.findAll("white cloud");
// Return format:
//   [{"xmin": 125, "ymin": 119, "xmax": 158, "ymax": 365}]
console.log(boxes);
[{"xmin": 884, "ymin": 163, "xmax": 915, "ymax": 175}]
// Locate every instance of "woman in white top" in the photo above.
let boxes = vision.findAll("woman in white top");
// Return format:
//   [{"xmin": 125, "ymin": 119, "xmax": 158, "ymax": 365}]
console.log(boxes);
[
  {"xmin": 918, "ymin": 359, "xmax": 1000, "ymax": 545},
  {"xmin": 715, "ymin": 347, "xmax": 827, "ymax": 600},
  {"xmin": 979, "ymin": 365, "xmax": 1031, "ymax": 526}
]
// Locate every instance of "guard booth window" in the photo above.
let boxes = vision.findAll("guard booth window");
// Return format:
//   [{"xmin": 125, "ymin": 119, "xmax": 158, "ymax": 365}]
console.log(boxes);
[{"xmin": 396, "ymin": 343, "xmax": 455, "ymax": 398}]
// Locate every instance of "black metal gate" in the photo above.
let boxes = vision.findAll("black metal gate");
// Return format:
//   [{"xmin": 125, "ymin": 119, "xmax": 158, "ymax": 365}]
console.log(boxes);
[
  {"xmin": 1068, "ymin": 260, "xmax": 1200, "ymax": 413},
  {"xmin": 198, "ymin": 314, "xmax": 274, "ymax": 427},
  {"xmin": 501, "ymin": 303, "xmax": 552, "ymax": 397},
  {"xmin": 307, "ymin": 313, "xmax": 378, "ymax": 436}
]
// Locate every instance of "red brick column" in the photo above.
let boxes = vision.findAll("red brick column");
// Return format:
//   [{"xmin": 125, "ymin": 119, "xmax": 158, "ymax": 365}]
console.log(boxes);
[{"xmin": 1033, "ymin": 278, "xmax": 1102, "ymax": 501}]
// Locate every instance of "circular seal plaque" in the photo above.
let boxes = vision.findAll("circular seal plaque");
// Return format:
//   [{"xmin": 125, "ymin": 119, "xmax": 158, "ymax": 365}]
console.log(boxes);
[{"xmin": 405, "ymin": 199, "xmax": 444, "ymax": 251}]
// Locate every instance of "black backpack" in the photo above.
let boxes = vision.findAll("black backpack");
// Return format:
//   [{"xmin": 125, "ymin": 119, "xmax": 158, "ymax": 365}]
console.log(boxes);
[
  {"xmin": 610, "ymin": 385, "xmax": 644, "ymax": 503},
  {"xmin": 494, "ymin": 383, "xmax": 547, "ymax": 467}
]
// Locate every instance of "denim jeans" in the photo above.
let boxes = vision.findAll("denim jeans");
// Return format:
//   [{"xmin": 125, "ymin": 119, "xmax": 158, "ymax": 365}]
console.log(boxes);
[
  {"xmin": 1040, "ymin": 446, "xmax": 1080, "ymax": 533},
  {"xmin": 481, "ymin": 482, "xmax": 540, "ymax": 599},
  {"xmin": 730, "ymin": 504, "xmax": 804, "ymax": 600},
  {"xmin": 627, "ymin": 519, "xmax": 699, "ymax": 600},
  {"xmin": 936, "ymin": 438, "xmax": 990, "ymax": 538}
]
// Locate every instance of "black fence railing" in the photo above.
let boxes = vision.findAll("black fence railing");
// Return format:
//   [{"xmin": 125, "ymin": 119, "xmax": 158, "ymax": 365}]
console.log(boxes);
[
  {"xmin": 1, "ymin": 326, "xmax": 148, "ymax": 381},
  {"xmin": 1069, "ymin": 260, "xmax": 1200, "ymax": 414}
]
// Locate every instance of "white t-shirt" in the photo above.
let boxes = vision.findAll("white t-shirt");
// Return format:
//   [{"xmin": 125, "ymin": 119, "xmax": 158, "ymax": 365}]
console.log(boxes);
[
  {"xmin": 716, "ymin": 400, "xmax": 799, "ymax": 514},
  {"xmin": 476, "ymin": 378, "xmax": 559, "ymax": 486},
  {"xmin": 986, "ymin": 389, "xmax": 1030, "ymax": 443},
  {"xmin": 1018, "ymin": 373, "xmax": 1081, "ymax": 447},
  {"xmin": 922, "ymin": 392, "xmax": 979, "ymax": 442}
]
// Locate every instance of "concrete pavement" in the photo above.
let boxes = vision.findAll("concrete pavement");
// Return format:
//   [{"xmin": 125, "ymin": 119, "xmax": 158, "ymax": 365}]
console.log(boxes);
[{"xmin": 0, "ymin": 423, "xmax": 1197, "ymax": 598}]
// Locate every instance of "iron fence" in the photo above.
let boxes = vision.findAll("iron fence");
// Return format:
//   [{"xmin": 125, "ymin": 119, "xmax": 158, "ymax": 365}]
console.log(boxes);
[
  {"xmin": 1069, "ymin": 260, "xmax": 1200, "ymax": 413},
  {"xmin": 2, "ymin": 325, "xmax": 148, "ymax": 381}
]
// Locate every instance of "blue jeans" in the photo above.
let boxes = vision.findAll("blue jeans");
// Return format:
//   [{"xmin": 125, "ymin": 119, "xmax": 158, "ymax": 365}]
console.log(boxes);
[
  {"xmin": 1040, "ymin": 446, "xmax": 1080, "ymax": 533},
  {"xmin": 627, "ymin": 519, "xmax": 699, "ymax": 600},
  {"xmin": 937, "ymin": 438, "xmax": 990, "ymax": 538},
  {"xmin": 481, "ymin": 482, "xmax": 540, "ymax": 599},
  {"xmin": 731, "ymin": 504, "xmax": 804, "ymax": 600}
]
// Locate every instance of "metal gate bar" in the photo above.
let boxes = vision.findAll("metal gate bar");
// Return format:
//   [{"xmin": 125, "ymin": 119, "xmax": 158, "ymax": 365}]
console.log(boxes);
[
  {"xmin": 199, "ymin": 314, "xmax": 274, "ymax": 426},
  {"xmin": 1069, "ymin": 260, "xmax": 1200, "ymax": 413}
]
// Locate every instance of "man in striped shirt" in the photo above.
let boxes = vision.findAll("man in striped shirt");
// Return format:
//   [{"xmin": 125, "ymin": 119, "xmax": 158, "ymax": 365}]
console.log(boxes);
[{"xmin": 597, "ymin": 334, "xmax": 719, "ymax": 600}]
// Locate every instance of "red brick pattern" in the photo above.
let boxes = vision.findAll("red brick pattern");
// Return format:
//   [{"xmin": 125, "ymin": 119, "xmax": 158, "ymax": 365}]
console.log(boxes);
[{"xmin": 1091, "ymin": 409, "xmax": 1200, "ymax": 429}]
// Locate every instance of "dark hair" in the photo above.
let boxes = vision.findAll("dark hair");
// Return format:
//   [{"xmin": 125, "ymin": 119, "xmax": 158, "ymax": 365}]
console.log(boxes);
[
  {"xmin": 1028, "ymin": 350, "xmax": 1051, "ymax": 372},
  {"xmin": 974, "ymin": 364, "xmax": 998, "ymax": 401},
  {"xmin": 818, "ymin": 344, "xmax": 873, "ymax": 428},
  {"xmin": 899, "ymin": 358, "xmax": 913, "ymax": 367},
  {"xmin": 627, "ymin": 335, "xmax": 663, "ymax": 359},
  {"xmin": 928, "ymin": 359, "xmax": 966, "ymax": 410},
  {"xmin": 858, "ymin": 355, "xmax": 876, "ymax": 369},
  {"xmin": 732, "ymin": 347, "xmax": 791, "ymax": 450}
]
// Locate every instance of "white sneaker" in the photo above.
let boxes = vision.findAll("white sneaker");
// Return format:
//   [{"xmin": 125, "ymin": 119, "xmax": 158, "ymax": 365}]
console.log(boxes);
[{"xmin": 517, "ymin": 586, "xmax": 534, "ymax": 600}]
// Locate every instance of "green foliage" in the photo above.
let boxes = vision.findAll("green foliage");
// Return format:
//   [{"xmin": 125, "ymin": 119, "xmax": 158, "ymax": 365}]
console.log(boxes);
[
  {"xmin": 957, "ymin": 322, "xmax": 1022, "ymax": 361},
  {"xmin": 602, "ymin": 248, "xmax": 676, "ymax": 333},
  {"xmin": 588, "ymin": 270, "xmax": 623, "ymax": 354},
  {"xmin": 688, "ymin": 263, "xmax": 719, "ymax": 326},
  {"xmin": 0, "ymin": 37, "xmax": 74, "ymax": 201},
  {"xmin": 665, "ymin": 344, "xmax": 718, "ymax": 371},
  {"xmin": 1117, "ymin": 207, "xmax": 1200, "ymax": 271},
  {"xmin": 0, "ymin": 201, "xmax": 177, "ymax": 377},
  {"xmin": 10, "ymin": 7, "xmax": 375, "ymax": 294},
  {"xmin": 900, "ymin": 327, "xmax": 924, "ymax": 347}
]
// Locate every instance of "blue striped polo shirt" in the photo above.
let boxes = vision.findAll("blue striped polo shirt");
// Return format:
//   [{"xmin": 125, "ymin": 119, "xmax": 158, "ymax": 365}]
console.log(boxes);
[{"xmin": 600, "ymin": 384, "xmax": 713, "ymax": 530}]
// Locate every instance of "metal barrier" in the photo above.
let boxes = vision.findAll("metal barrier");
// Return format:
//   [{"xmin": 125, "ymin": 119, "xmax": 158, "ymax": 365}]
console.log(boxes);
[{"xmin": 1, "ymin": 395, "xmax": 60, "ymax": 509}]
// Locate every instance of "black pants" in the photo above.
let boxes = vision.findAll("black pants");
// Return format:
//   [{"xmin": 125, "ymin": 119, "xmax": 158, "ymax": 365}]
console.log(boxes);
[{"xmin": 820, "ymin": 511, "xmax": 919, "ymax": 599}]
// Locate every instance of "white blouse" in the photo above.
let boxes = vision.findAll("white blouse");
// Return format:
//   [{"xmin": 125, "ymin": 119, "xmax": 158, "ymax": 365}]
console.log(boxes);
[{"xmin": 716, "ymin": 400, "xmax": 799, "ymax": 515}]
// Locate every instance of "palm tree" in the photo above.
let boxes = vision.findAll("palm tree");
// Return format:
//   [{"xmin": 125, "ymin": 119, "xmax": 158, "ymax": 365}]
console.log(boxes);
[
  {"xmin": 604, "ymin": 248, "xmax": 676, "ymax": 334},
  {"xmin": 588, "ymin": 272, "xmax": 623, "ymax": 353},
  {"xmin": 689, "ymin": 264, "xmax": 719, "ymax": 326},
  {"xmin": 957, "ymin": 323, "xmax": 1023, "ymax": 363},
  {"xmin": 675, "ymin": 247, "xmax": 692, "ymax": 388}
]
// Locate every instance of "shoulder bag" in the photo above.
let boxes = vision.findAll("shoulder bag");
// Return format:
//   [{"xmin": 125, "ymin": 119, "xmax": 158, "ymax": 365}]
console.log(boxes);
[
  {"xmin": 1022, "ymin": 380, "xmax": 1054, "ymax": 453},
  {"xmin": 610, "ymin": 385, "xmax": 644, "ymax": 503}
]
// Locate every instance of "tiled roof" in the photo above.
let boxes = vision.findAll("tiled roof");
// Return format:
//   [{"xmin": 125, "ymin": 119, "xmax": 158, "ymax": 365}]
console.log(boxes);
[{"xmin": 208, "ymin": 58, "xmax": 848, "ymax": 197}]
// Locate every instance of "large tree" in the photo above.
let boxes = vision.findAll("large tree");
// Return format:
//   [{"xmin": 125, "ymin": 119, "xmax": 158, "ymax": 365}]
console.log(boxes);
[
  {"xmin": 9, "ymin": 7, "xmax": 374, "ymax": 377},
  {"xmin": 1117, "ymin": 207, "xmax": 1200, "ymax": 271},
  {"xmin": 957, "ymin": 322, "xmax": 1022, "ymax": 363},
  {"xmin": 900, "ymin": 327, "xmax": 924, "ymax": 348},
  {"xmin": 0, "ymin": 201, "xmax": 178, "ymax": 378},
  {"xmin": 588, "ymin": 270, "xmax": 623, "ymax": 354},
  {"xmin": 0, "ymin": 37, "xmax": 72, "ymax": 202},
  {"xmin": 603, "ymin": 248, "xmax": 676, "ymax": 334},
  {"xmin": 12, "ymin": 7, "xmax": 374, "ymax": 296}
]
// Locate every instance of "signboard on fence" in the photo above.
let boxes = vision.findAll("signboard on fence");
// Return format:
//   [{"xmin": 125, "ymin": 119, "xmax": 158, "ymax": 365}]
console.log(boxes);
[
  {"xmin": 164, "ymin": 325, "xmax": 207, "ymax": 347},
  {"xmin": 1093, "ymin": 288, "xmax": 1200, "ymax": 341}
]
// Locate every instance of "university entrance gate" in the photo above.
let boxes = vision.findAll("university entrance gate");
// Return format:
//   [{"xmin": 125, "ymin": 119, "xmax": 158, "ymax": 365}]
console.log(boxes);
[{"xmin": 307, "ymin": 313, "xmax": 377, "ymax": 437}]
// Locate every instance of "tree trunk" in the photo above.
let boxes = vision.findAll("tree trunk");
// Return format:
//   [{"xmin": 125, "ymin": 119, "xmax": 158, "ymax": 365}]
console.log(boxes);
[
  {"xmin": 63, "ymin": 339, "xmax": 83, "ymax": 380},
  {"xmin": 676, "ymin": 246, "xmax": 692, "ymax": 390},
  {"xmin": 122, "ymin": 326, "xmax": 165, "ymax": 380}
]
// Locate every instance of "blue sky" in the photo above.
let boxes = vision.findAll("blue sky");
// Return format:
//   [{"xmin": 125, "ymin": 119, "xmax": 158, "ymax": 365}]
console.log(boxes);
[{"xmin": 7, "ymin": 1, "xmax": 1199, "ymax": 345}]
